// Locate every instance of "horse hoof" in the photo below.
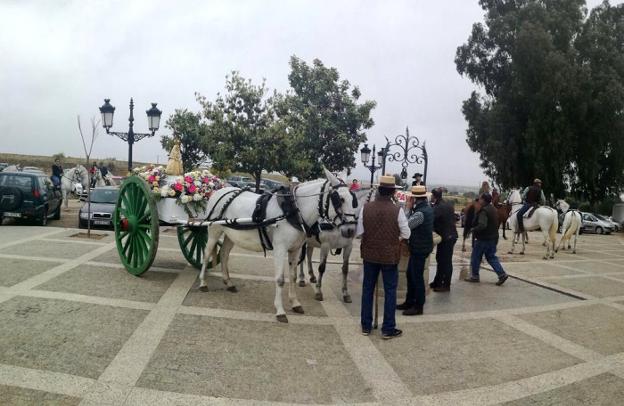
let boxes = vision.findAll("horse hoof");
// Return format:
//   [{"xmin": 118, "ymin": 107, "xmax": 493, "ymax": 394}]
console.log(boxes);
[
  {"xmin": 314, "ymin": 293, "xmax": 324, "ymax": 301},
  {"xmin": 292, "ymin": 306, "xmax": 304, "ymax": 314},
  {"xmin": 298, "ymin": 281, "xmax": 306, "ymax": 287},
  {"xmin": 343, "ymin": 294, "xmax": 352, "ymax": 303},
  {"xmin": 309, "ymin": 276, "xmax": 317, "ymax": 284},
  {"xmin": 520, "ymin": 252, "xmax": 525, "ymax": 255},
  {"xmin": 573, "ymin": 251, "xmax": 576, "ymax": 254},
  {"xmin": 507, "ymin": 251, "xmax": 513, "ymax": 255},
  {"xmin": 226, "ymin": 286, "xmax": 238, "ymax": 293},
  {"xmin": 462, "ymin": 248, "xmax": 466, "ymax": 252},
  {"xmin": 199, "ymin": 286, "xmax": 209, "ymax": 292},
  {"xmin": 276, "ymin": 314, "xmax": 289, "ymax": 323}
]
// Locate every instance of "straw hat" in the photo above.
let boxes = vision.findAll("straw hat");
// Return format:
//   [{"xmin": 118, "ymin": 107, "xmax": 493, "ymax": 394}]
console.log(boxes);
[
  {"xmin": 377, "ymin": 174, "xmax": 400, "ymax": 189},
  {"xmin": 408, "ymin": 185, "xmax": 429, "ymax": 198},
  {"xmin": 533, "ymin": 178, "xmax": 542, "ymax": 184}
]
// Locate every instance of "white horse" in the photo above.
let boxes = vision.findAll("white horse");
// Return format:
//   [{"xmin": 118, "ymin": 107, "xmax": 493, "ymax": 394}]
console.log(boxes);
[
  {"xmin": 555, "ymin": 200, "xmax": 582, "ymax": 254},
  {"xmin": 198, "ymin": 170, "xmax": 357, "ymax": 323},
  {"xmin": 92, "ymin": 168, "xmax": 110, "ymax": 187},
  {"xmin": 507, "ymin": 189, "xmax": 559, "ymax": 259},
  {"xmin": 61, "ymin": 165, "xmax": 89, "ymax": 208},
  {"xmin": 297, "ymin": 187, "xmax": 374, "ymax": 303}
]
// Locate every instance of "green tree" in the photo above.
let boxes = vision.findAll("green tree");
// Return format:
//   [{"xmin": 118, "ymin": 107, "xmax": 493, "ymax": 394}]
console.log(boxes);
[
  {"xmin": 278, "ymin": 56, "xmax": 376, "ymax": 179},
  {"xmin": 197, "ymin": 72, "xmax": 288, "ymax": 192},
  {"xmin": 161, "ymin": 109, "xmax": 207, "ymax": 173},
  {"xmin": 456, "ymin": 0, "xmax": 624, "ymax": 203}
]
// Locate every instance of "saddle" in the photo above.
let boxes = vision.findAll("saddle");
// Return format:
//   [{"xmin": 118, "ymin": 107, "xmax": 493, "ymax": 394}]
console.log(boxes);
[{"xmin": 525, "ymin": 204, "xmax": 540, "ymax": 219}]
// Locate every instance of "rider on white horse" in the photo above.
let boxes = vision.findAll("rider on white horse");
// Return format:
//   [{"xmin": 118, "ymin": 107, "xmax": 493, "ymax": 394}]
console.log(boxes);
[{"xmin": 517, "ymin": 178, "xmax": 546, "ymax": 233}]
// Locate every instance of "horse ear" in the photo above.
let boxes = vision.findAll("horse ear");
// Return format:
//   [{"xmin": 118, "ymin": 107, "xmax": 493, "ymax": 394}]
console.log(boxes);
[{"xmin": 323, "ymin": 167, "xmax": 340, "ymax": 187}]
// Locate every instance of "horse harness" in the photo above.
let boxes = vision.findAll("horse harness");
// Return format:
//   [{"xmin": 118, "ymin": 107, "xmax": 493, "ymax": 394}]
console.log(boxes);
[{"xmin": 306, "ymin": 181, "xmax": 358, "ymax": 244}]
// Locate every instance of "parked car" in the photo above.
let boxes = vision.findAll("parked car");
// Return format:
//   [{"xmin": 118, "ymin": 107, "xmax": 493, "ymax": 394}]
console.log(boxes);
[
  {"xmin": 260, "ymin": 178, "xmax": 285, "ymax": 190},
  {"xmin": 0, "ymin": 163, "xmax": 9, "ymax": 172},
  {"xmin": 0, "ymin": 171, "xmax": 62, "ymax": 225},
  {"xmin": 594, "ymin": 214, "xmax": 620, "ymax": 232},
  {"xmin": 79, "ymin": 186, "xmax": 119, "ymax": 229},
  {"xmin": 22, "ymin": 166, "xmax": 44, "ymax": 173},
  {"xmin": 226, "ymin": 175, "xmax": 252, "ymax": 188},
  {"xmin": 580, "ymin": 212, "xmax": 614, "ymax": 234}
]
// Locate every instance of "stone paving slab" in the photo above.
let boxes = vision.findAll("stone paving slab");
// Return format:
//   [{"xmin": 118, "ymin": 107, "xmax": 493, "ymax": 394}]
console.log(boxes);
[
  {"xmin": 504, "ymin": 262, "xmax": 585, "ymax": 278},
  {"xmin": 36, "ymin": 264, "xmax": 178, "ymax": 303},
  {"xmin": 137, "ymin": 314, "xmax": 370, "ymax": 403},
  {"xmin": 0, "ymin": 240, "xmax": 104, "ymax": 260},
  {"xmin": 0, "ymin": 384, "xmax": 80, "ymax": 406},
  {"xmin": 183, "ymin": 276, "xmax": 327, "ymax": 317},
  {"xmin": 372, "ymin": 318, "xmax": 580, "ymax": 395},
  {"xmin": 0, "ymin": 258, "xmax": 61, "ymax": 287},
  {"xmin": 574, "ymin": 251, "xmax": 623, "ymax": 260},
  {"xmin": 0, "ymin": 296, "xmax": 148, "ymax": 379},
  {"xmin": 537, "ymin": 275, "xmax": 624, "ymax": 298},
  {"xmin": 551, "ymin": 261, "xmax": 624, "ymax": 274},
  {"xmin": 502, "ymin": 373, "xmax": 624, "ymax": 406},
  {"xmin": 48, "ymin": 229, "xmax": 114, "ymax": 242},
  {"xmin": 92, "ymin": 248, "xmax": 188, "ymax": 270},
  {"xmin": 519, "ymin": 304, "xmax": 624, "ymax": 355}
]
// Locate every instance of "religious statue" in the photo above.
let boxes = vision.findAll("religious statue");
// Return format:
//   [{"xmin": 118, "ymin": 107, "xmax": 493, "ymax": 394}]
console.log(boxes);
[{"xmin": 166, "ymin": 139, "xmax": 183, "ymax": 176}]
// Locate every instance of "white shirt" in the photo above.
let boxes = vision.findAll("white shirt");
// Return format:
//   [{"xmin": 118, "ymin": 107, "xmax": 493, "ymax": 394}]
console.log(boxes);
[{"xmin": 356, "ymin": 206, "xmax": 411, "ymax": 240}]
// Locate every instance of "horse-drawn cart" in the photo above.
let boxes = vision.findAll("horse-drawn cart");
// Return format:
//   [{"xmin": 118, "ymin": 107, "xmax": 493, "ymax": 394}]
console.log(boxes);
[{"xmin": 113, "ymin": 172, "xmax": 223, "ymax": 276}]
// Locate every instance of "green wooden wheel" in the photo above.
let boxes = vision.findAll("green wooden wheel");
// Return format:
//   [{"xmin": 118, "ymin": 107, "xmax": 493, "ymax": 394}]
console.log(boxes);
[
  {"xmin": 113, "ymin": 175, "xmax": 159, "ymax": 276},
  {"xmin": 177, "ymin": 225, "xmax": 221, "ymax": 270}
]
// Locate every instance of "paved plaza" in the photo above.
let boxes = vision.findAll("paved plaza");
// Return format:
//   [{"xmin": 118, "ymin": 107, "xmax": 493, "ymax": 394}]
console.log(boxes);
[{"xmin": 0, "ymin": 225, "xmax": 624, "ymax": 405}]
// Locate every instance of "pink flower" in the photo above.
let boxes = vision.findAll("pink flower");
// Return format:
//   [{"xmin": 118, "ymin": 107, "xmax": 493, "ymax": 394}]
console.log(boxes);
[
  {"xmin": 188, "ymin": 184, "xmax": 197, "ymax": 194},
  {"xmin": 184, "ymin": 176, "xmax": 193, "ymax": 184},
  {"xmin": 148, "ymin": 175, "xmax": 155, "ymax": 183},
  {"xmin": 202, "ymin": 177, "xmax": 210, "ymax": 184},
  {"xmin": 173, "ymin": 183, "xmax": 184, "ymax": 192}
]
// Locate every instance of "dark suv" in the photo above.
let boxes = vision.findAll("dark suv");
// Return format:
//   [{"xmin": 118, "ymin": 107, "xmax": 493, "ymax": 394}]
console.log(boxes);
[{"xmin": 0, "ymin": 171, "xmax": 62, "ymax": 225}]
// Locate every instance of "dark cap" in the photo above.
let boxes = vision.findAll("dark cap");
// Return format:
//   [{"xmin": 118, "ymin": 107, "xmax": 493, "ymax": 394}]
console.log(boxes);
[
  {"xmin": 412, "ymin": 172, "xmax": 423, "ymax": 179},
  {"xmin": 480, "ymin": 193, "xmax": 492, "ymax": 204},
  {"xmin": 431, "ymin": 188, "xmax": 443, "ymax": 199}
]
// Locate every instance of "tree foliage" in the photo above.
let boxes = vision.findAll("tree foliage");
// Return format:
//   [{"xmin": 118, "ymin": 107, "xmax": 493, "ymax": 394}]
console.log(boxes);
[
  {"xmin": 161, "ymin": 109, "xmax": 207, "ymax": 173},
  {"xmin": 197, "ymin": 72, "xmax": 288, "ymax": 191},
  {"xmin": 278, "ymin": 56, "xmax": 376, "ymax": 179},
  {"xmin": 456, "ymin": 0, "xmax": 624, "ymax": 203}
]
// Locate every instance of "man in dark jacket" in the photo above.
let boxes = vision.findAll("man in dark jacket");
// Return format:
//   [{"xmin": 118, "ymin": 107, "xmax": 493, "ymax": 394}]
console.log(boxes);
[
  {"xmin": 465, "ymin": 193, "xmax": 509, "ymax": 285},
  {"xmin": 430, "ymin": 188, "xmax": 458, "ymax": 292},
  {"xmin": 411, "ymin": 172, "xmax": 425, "ymax": 187},
  {"xmin": 398, "ymin": 185, "xmax": 433, "ymax": 315},
  {"xmin": 356, "ymin": 175, "xmax": 410, "ymax": 339},
  {"xmin": 51, "ymin": 158, "xmax": 63, "ymax": 188},
  {"xmin": 517, "ymin": 179, "xmax": 546, "ymax": 232}
]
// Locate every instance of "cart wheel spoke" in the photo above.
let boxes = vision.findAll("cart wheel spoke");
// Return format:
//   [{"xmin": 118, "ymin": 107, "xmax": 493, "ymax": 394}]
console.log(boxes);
[
  {"xmin": 177, "ymin": 226, "xmax": 218, "ymax": 270},
  {"xmin": 114, "ymin": 175, "xmax": 159, "ymax": 276}
]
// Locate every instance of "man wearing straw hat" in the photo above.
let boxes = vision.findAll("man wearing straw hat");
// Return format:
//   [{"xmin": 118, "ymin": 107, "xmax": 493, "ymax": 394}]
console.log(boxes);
[
  {"xmin": 356, "ymin": 175, "xmax": 410, "ymax": 339},
  {"xmin": 397, "ymin": 184, "xmax": 433, "ymax": 315}
]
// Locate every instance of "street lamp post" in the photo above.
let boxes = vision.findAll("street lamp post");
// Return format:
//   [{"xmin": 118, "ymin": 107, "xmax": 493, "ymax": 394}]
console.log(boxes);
[
  {"xmin": 360, "ymin": 143, "xmax": 384, "ymax": 187},
  {"xmin": 381, "ymin": 126, "xmax": 428, "ymax": 183},
  {"xmin": 99, "ymin": 98, "xmax": 162, "ymax": 173}
]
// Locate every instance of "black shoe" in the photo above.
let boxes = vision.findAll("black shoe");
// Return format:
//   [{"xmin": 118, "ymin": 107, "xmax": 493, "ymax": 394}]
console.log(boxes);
[
  {"xmin": 402, "ymin": 306, "xmax": 423, "ymax": 316},
  {"xmin": 433, "ymin": 285, "xmax": 450, "ymax": 292},
  {"xmin": 464, "ymin": 276, "xmax": 480, "ymax": 283},
  {"xmin": 361, "ymin": 328, "xmax": 371, "ymax": 336},
  {"xmin": 382, "ymin": 328, "xmax": 403, "ymax": 340},
  {"xmin": 429, "ymin": 281, "xmax": 440, "ymax": 289},
  {"xmin": 396, "ymin": 302, "xmax": 411, "ymax": 310},
  {"xmin": 496, "ymin": 274, "xmax": 509, "ymax": 286}
]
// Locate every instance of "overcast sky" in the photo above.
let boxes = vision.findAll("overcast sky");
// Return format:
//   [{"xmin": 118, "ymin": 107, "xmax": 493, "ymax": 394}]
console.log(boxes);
[{"xmin": 0, "ymin": 0, "xmax": 617, "ymax": 186}]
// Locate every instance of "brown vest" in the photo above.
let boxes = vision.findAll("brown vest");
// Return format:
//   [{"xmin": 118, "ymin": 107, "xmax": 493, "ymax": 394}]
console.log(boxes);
[{"xmin": 361, "ymin": 198, "xmax": 401, "ymax": 265}]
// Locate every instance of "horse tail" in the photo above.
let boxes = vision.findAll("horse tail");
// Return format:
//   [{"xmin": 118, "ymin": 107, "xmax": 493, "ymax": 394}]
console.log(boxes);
[{"xmin": 548, "ymin": 210, "xmax": 558, "ymax": 243}]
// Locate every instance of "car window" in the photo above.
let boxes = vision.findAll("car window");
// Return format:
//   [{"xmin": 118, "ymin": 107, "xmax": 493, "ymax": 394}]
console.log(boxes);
[
  {"xmin": 90, "ymin": 189, "xmax": 119, "ymax": 203},
  {"xmin": 0, "ymin": 174, "xmax": 33, "ymax": 188}
]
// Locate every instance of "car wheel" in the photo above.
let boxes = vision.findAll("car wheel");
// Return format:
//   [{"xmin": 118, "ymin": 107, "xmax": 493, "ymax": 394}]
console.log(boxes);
[
  {"xmin": 53, "ymin": 204, "xmax": 61, "ymax": 220},
  {"xmin": 37, "ymin": 207, "xmax": 48, "ymax": 226},
  {"xmin": 79, "ymin": 219, "xmax": 87, "ymax": 229},
  {"xmin": 596, "ymin": 226, "xmax": 603, "ymax": 235}
]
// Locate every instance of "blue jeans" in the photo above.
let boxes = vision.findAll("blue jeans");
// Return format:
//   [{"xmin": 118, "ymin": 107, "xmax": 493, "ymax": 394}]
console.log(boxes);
[
  {"xmin": 361, "ymin": 261, "xmax": 398, "ymax": 334},
  {"xmin": 470, "ymin": 239, "xmax": 506, "ymax": 278},
  {"xmin": 51, "ymin": 175, "xmax": 61, "ymax": 187},
  {"xmin": 406, "ymin": 253, "xmax": 427, "ymax": 307},
  {"xmin": 516, "ymin": 203, "xmax": 531, "ymax": 231}
]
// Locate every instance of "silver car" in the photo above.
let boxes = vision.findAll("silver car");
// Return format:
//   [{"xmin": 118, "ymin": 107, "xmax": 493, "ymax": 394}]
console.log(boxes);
[
  {"xmin": 594, "ymin": 214, "xmax": 620, "ymax": 232},
  {"xmin": 580, "ymin": 212, "xmax": 614, "ymax": 234}
]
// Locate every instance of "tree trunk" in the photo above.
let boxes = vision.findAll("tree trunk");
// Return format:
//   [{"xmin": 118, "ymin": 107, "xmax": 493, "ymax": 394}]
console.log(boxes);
[
  {"xmin": 255, "ymin": 171, "xmax": 262, "ymax": 194},
  {"xmin": 86, "ymin": 158, "xmax": 91, "ymax": 238}
]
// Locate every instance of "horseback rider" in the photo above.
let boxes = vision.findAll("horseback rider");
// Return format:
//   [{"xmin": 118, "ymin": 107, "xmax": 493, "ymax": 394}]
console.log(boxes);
[
  {"xmin": 411, "ymin": 172, "xmax": 425, "ymax": 187},
  {"xmin": 517, "ymin": 179, "xmax": 546, "ymax": 232},
  {"xmin": 491, "ymin": 188, "xmax": 500, "ymax": 207},
  {"xmin": 51, "ymin": 158, "xmax": 63, "ymax": 189}
]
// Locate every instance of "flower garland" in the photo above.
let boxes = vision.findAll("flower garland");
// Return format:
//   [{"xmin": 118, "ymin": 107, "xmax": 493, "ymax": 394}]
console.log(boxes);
[{"xmin": 133, "ymin": 165, "xmax": 225, "ymax": 216}]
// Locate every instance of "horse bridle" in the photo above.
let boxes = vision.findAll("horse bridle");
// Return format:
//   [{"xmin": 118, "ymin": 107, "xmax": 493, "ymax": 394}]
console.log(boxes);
[{"xmin": 318, "ymin": 181, "xmax": 358, "ymax": 229}]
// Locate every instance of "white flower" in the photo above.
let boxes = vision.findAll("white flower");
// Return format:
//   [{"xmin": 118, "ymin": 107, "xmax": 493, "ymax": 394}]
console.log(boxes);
[
  {"xmin": 180, "ymin": 194, "xmax": 190, "ymax": 204},
  {"xmin": 194, "ymin": 180, "xmax": 201, "ymax": 187},
  {"xmin": 193, "ymin": 193, "xmax": 202, "ymax": 201},
  {"xmin": 208, "ymin": 182, "xmax": 215, "ymax": 188},
  {"xmin": 160, "ymin": 185, "xmax": 170, "ymax": 197},
  {"xmin": 176, "ymin": 176, "xmax": 184, "ymax": 183}
]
